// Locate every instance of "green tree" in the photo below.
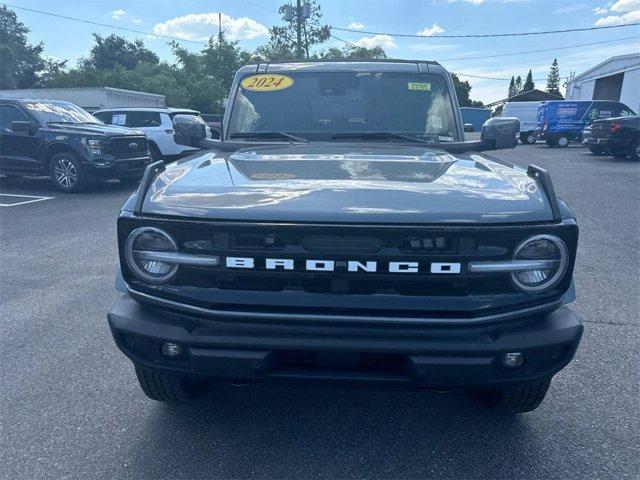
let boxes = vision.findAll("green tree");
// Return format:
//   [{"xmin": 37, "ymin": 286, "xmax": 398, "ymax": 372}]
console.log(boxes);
[
  {"xmin": 546, "ymin": 58, "xmax": 561, "ymax": 96},
  {"xmin": 320, "ymin": 44, "xmax": 387, "ymax": 60},
  {"xmin": 0, "ymin": 6, "xmax": 66, "ymax": 88},
  {"xmin": 451, "ymin": 74, "xmax": 483, "ymax": 108},
  {"xmin": 523, "ymin": 69, "xmax": 535, "ymax": 91},
  {"xmin": 256, "ymin": 0, "xmax": 331, "ymax": 60},
  {"xmin": 514, "ymin": 75, "xmax": 523, "ymax": 95},
  {"xmin": 83, "ymin": 34, "xmax": 159, "ymax": 70},
  {"xmin": 508, "ymin": 76, "xmax": 516, "ymax": 98}
]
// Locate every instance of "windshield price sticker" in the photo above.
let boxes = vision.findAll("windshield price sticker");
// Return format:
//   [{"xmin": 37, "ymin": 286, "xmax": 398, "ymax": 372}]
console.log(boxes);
[
  {"xmin": 408, "ymin": 82, "xmax": 431, "ymax": 91},
  {"xmin": 240, "ymin": 74, "xmax": 294, "ymax": 92}
]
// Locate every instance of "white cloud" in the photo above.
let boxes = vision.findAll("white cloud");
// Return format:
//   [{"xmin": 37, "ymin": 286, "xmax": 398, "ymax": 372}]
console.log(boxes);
[
  {"xmin": 153, "ymin": 13, "xmax": 269, "ymax": 41},
  {"xmin": 595, "ymin": 9, "xmax": 640, "ymax": 24},
  {"xmin": 110, "ymin": 9, "xmax": 126, "ymax": 20},
  {"xmin": 354, "ymin": 34, "xmax": 398, "ymax": 50},
  {"xmin": 594, "ymin": 0, "xmax": 640, "ymax": 24},
  {"xmin": 417, "ymin": 23, "xmax": 445, "ymax": 36},
  {"xmin": 447, "ymin": 0, "xmax": 486, "ymax": 4},
  {"xmin": 133, "ymin": 18, "xmax": 143, "ymax": 24},
  {"xmin": 611, "ymin": 0, "xmax": 640, "ymax": 12},
  {"xmin": 347, "ymin": 21, "xmax": 365, "ymax": 30}
]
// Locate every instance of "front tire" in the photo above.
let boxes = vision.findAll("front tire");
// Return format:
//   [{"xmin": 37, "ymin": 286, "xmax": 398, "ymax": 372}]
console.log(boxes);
[
  {"xmin": 149, "ymin": 143, "xmax": 162, "ymax": 163},
  {"xmin": 520, "ymin": 132, "xmax": 536, "ymax": 145},
  {"xmin": 49, "ymin": 152, "xmax": 87, "ymax": 192},
  {"xmin": 134, "ymin": 366, "xmax": 208, "ymax": 404},
  {"xmin": 555, "ymin": 135, "xmax": 570, "ymax": 148},
  {"xmin": 630, "ymin": 141, "xmax": 640, "ymax": 161},
  {"xmin": 470, "ymin": 379, "xmax": 551, "ymax": 413}
]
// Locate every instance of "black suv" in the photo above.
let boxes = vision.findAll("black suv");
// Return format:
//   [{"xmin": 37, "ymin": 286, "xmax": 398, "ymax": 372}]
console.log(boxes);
[
  {"xmin": 0, "ymin": 99, "xmax": 151, "ymax": 192},
  {"xmin": 108, "ymin": 61, "xmax": 582, "ymax": 413},
  {"xmin": 585, "ymin": 115, "xmax": 640, "ymax": 161}
]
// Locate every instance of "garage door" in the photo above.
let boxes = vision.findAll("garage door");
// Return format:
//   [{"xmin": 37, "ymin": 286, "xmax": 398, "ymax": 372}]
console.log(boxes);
[{"xmin": 593, "ymin": 72, "xmax": 624, "ymax": 101}]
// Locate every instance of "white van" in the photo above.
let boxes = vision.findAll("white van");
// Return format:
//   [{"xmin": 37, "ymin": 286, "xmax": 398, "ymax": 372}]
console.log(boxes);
[{"xmin": 502, "ymin": 101, "xmax": 541, "ymax": 144}]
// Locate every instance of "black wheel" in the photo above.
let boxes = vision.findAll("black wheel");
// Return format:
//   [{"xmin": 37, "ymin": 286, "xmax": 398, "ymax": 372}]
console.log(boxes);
[
  {"xmin": 134, "ymin": 365, "xmax": 208, "ymax": 404},
  {"xmin": 470, "ymin": 379, "xmax": 551, "ymax": 413},
  {"xmin": 588, "ymin": 147, "xmax": 607, "ymax": 156},
  {"xmin": 630, "ymin": 141, "xmax": 640, "ymax": 161},
  {"xmin": 555, "ymin": 135, "xmax": 570, "ymax": 148},
  {"xmin": 520, "ymin": 132, "xmax": 535, "ymax": 145},
  {"xmin": 149, "ymin": 143, "xmax": 162, "ymax": 163},
  {"xmin": 49, "ymin": 151, "xmax": 87, "ymax": 192}
]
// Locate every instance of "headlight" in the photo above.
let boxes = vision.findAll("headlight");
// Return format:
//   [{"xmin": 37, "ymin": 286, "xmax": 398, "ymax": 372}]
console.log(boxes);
[
  {"xmin": 82, "ymin": 138, "xmax": 103, "ymax": 156},
  {"xmin": 125, "ymin": 227, "xmax": 179, "ymax": 284},
  {"xmin": 511, "ymin": 235, "xmax": 568, "ymax": 293}
]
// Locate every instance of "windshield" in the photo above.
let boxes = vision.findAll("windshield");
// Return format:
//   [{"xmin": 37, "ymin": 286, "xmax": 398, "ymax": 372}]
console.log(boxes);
[
  {"xmin": 23, "ymin": 101, "xmax": 101, "ymax": 124},
  {"xmin": 228, "ymin": 71, "xmax": 458, "ymax": 141}
]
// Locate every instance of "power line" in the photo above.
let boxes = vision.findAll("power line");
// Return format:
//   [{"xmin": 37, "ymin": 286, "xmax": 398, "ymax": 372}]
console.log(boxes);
[
  {"xmin": 2, "ymin": 3, "xmax": 209, "ymax": 45},
  {"xmin": 332, "ymin": 22, "xmax": 640, "ymax": 38},
  {"xmin": 438, "ymin": 35, "xmax": 639, "ymax": 62}
]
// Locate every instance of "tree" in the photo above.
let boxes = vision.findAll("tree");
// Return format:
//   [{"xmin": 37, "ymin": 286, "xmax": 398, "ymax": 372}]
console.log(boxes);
[
  {"xmin": 256, "ymin": 0, "xmax": 330, "ymax": 60},
  {"xmin": 508, "ymin": 76, "xmax": 516, "ymax": 98},
  {"xmin": 546, "ymin": 58, "xmax": 561, "ymax": 96},
  {"xmin": 451, "ymin": 74, "xmax": 483, "ymax": 108},
  {"xmin": 320, "ymin": 44, "xmax": 387, "ymax": 60},
  {"xmin": 514, "ymin": 75, "xmax": 523, "ymax": 95},
  {"xmin": 523, "ymin": 69, "xmax": 535, "ymax": 92},
  {"xmin": 83, "ymin": 34, "xmax": 159, "ymax": 70},
  {"xmin": 0, "ymin": 6, "xmax": 66, "ymax": 88}
]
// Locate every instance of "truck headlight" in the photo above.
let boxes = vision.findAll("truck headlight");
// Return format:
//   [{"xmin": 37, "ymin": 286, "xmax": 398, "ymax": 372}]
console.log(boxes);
[
  {"xmin": 125, "ymin": 227, "xmax": 179, "ymax": 284},
  {"xmin": 82, "ymin": 138, "xmax": 103, "ymax": 156},
  {"xmin": 511, "ymin": 235, "xmax": 568, "ymax": 293}
]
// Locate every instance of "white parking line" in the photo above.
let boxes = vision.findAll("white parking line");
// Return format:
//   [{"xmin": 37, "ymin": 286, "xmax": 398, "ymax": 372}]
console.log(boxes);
[{"xmin": 0, "ymin": 193, "xmax": 54, "ymax": 207}]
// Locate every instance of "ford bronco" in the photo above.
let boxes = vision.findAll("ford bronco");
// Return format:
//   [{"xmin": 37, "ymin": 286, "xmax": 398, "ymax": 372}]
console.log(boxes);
[{"xmin": 108, "ymin": 61, "xmax": 582, "ymax": 413}]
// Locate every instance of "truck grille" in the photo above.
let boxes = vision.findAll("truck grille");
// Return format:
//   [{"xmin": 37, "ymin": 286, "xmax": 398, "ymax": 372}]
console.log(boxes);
[
  {"xmin": 108, "ymin": 136, "xmax": 148, "ymax": 157},
  {"xmin": 119, "ymin": 219, "xmax": 578, "ymax": 318}
]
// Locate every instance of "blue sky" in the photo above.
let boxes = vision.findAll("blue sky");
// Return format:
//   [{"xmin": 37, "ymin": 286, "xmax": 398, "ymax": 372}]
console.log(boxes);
[{"xmin": 7, "ymin": 0, "xmax": 640, "ymax": 102}]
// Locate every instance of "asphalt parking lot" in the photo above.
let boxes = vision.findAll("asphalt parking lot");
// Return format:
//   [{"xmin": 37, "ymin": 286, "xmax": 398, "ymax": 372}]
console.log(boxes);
[{"xmin": 1, "ymin": 143, "xmax": 638, "ymax": 479}]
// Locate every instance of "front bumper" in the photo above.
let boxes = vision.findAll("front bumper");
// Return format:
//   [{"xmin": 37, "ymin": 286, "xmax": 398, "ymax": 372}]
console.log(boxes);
[
  {"xmin": 83, "ymin": 155, "xmax": 152, "ymax": 179},
  {"xmin": 108, "ymin": 294, "xmax": 583, "ymax": 389}
]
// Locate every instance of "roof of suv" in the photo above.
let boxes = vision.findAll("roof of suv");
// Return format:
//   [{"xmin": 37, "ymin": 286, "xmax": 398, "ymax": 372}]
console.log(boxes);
[
  {"xmin": 94, "ymin": 107, "xmax": 200, "ymax": 114},
  {"xmin": 237, "ymin": 59, "xmax": 443, "ymax": 75}
]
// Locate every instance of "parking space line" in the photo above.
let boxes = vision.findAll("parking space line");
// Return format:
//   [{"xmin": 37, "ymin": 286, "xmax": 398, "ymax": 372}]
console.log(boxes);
[{"xmin": 0, "ymin": 193, "xmax": 54, "ymax": 207}]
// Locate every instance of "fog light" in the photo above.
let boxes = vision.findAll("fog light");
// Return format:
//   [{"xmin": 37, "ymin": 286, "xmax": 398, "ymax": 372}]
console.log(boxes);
[
  {"xmin": 502, "ymin": 352, "xmax": 525, "ymax": 369},
  {"xmin": 161, "ymin": 342, "xmax": 183, "ymax": 359}
]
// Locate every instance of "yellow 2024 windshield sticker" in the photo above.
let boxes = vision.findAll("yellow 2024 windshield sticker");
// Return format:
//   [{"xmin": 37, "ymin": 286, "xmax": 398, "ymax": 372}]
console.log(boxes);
[
  {"xmin": 408, "ymin": 82, "xmax": 431, "ymax": 91},
  {"xmin": 240, "ymin": 74, "xmax": 294, "ymax": 92}
]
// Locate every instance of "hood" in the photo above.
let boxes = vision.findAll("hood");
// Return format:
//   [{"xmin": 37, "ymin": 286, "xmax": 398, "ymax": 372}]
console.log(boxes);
[
  {"xmin": 45, "ymin": 123, "xmax": 143, "ymax": 137},
  {"xmin": 138, "ymin": 144, "xmax": 553, "ymax": 224}
]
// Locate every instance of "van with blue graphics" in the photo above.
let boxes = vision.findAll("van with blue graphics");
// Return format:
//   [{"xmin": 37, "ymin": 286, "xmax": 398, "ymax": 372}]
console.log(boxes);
[{"xmin": 535, "ymin": 100, "xmax": 635, "ymax": 148}]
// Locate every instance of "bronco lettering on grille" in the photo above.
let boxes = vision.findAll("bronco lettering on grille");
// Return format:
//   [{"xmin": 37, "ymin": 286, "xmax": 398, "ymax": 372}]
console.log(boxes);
[{"xmin": 224, "ymin": 257, "xmax": 461, "ymax": 274}]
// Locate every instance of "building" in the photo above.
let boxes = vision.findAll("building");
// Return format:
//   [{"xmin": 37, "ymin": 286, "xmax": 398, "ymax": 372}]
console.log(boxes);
[
  {"xmin": 565, "ymin": 53, "xmax": 640, "ymax": 113},
  {"xmin": 460, "ymin": 107, "xmax": 491, "ymax": 132},
  {"xmin": 0, "ymin": 87, "xmax": 165, "ymax": 112}
]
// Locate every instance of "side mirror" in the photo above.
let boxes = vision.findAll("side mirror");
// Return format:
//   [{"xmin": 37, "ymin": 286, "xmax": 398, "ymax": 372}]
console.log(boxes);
[
  {"xmin": 173, "ymin": 114, "xmax": 207, "ymax": 147},
  {"xmin": 481, "ymin": 117, "xmax": 519, "ymax": 150},
  {"xmin": 11, "ymin": 121, "xmax": 33, "ymax": 134},
  {"xmin": 463, "ymin": 123, "xmax": 474, "ymax": 133}
]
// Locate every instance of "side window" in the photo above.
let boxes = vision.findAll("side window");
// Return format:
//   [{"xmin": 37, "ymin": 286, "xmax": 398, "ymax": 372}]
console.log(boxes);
[
  {"xmin": 0, "ymin": 105, "xmax": 29, "ymax": 130},
  {"xmin": 126, "ymin": 111, "xmax": 162, "ymax": 128},
  {"xmin": 93, "ymin": 112, "xmax": 112, "ymax": 124}
]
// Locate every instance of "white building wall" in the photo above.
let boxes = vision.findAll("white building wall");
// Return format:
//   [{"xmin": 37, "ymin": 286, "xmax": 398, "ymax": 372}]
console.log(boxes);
[{"xmin": 620, "ymin": 69, "xmax": 640, "ymax": 113}]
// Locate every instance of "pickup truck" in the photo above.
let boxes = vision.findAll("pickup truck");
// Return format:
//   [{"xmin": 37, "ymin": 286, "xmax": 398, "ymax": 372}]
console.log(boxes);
[
  {"xmin": 585, "ymin": 115, "xmax": 639, "ymax": 161},
  {"xmin": 107, "ymin": 60, "xmax": 582, "ymax": 414}
]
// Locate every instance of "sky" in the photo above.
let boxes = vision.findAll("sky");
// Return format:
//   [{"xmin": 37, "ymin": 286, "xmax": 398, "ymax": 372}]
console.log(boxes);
[{"xmin": 5, "ymin": 0, "xmax": 640, "ymax": 103}]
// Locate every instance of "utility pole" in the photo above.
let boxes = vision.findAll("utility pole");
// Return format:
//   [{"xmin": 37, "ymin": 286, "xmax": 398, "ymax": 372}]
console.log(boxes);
[
  {"xmin": 295, "ymin": 0, "xmax": 303, "ymax": 59},
  {"xmin": 218, "ymin": 12, "xmax": 223, "ymax": 45}
]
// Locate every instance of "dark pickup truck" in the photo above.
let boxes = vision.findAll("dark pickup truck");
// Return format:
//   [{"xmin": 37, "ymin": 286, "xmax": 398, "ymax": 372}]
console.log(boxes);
[
  {"xmin": 0, "ymin": 99, "xmax": 151, "ymax": 192},
  {"xmin": 108, "ymin": 61, "xmax": 582, "ymax": 414},
  {"xmin": 585, "ymin": 115, "xmax": 640, "ymax": 161}
]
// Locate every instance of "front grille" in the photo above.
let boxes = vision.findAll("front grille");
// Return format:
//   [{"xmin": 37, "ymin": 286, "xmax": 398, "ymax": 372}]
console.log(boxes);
[
  {"xmin": 108, "ymin": 136, "xmax": 148, "ymax": 157},
  {"xmin": 119, "ymin": 218, "xmax": 578, "ymax": 317}
]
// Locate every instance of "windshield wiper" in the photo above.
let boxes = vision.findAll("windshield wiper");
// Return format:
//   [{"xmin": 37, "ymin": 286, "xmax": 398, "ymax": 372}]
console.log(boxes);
[
  {"xmin": 330, "ymin": 132, "xmax": 433, "ymax": 144},
  {"xmin": 229, "ymin": 131, "xmax": 309, "ymax": 143}
]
